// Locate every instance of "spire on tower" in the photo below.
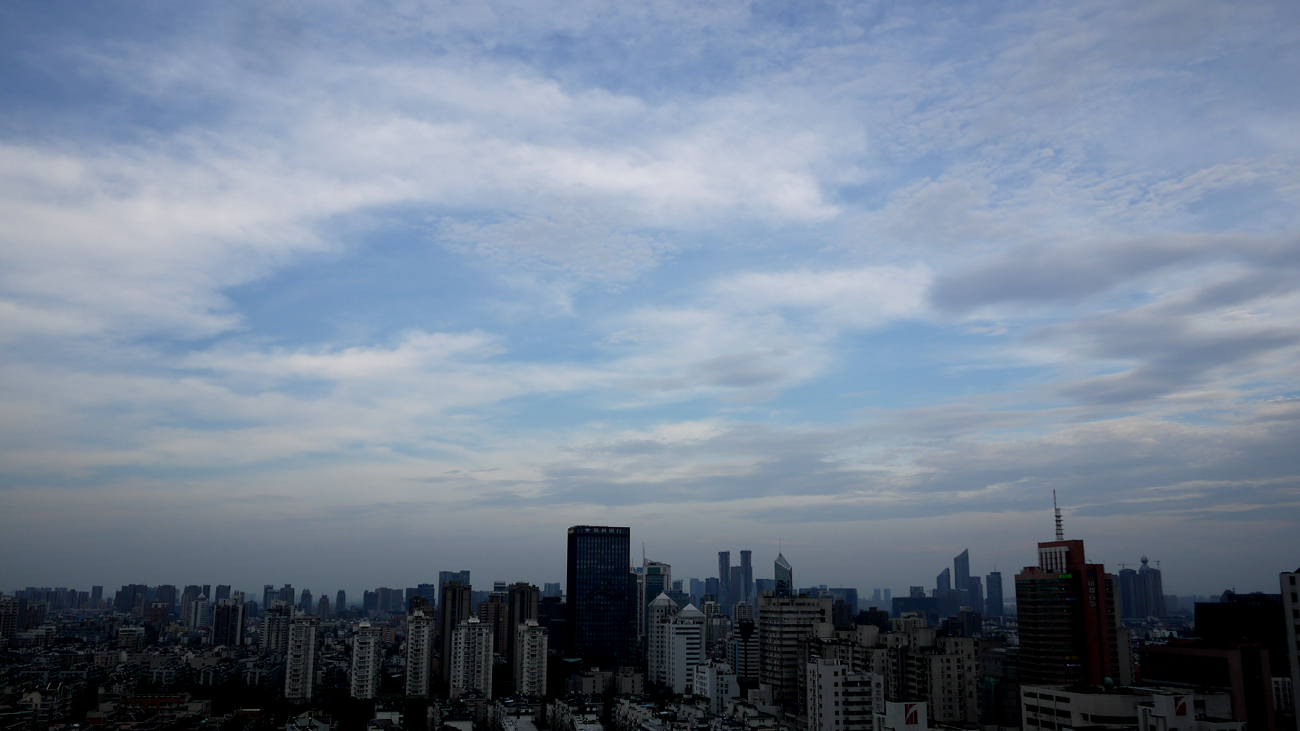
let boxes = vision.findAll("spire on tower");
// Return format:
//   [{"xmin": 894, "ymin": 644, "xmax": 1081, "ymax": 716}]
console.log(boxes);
[{"xmin": 1053, "ymin": 490, "xmax": 1064, "ymax": 541}]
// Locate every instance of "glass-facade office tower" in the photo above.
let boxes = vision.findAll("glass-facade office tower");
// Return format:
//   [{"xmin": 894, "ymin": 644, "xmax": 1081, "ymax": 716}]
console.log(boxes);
[
  {"xmin": 954, "ymin": 549, "xmax": 970, "ymax": 591},
  {"xmin": 566, "ymin": 525, "xmax": 633, "ymax": 666},
  {"xmin": 774, "ymin": 552, "xmax": 792, "ymax": 597}
]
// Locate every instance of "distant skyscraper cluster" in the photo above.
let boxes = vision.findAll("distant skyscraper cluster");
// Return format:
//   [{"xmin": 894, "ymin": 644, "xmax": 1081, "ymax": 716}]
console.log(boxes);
[{"xmin": 3, "ymin": 511, "xmax": 1296, "ymax": 731}]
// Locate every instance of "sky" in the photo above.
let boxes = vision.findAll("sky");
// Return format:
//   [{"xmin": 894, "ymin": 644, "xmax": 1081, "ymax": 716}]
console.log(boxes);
[{"xmin": 2, "ymin": 0, "xmax": 1299, "ymax": 600}]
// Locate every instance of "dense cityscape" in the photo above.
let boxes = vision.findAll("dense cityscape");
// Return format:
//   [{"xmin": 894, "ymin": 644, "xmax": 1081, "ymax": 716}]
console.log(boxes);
[
  {"xmin": 2, "ymin": 513, "xmax": 1298, "ymax": 731},
  {"xmin": 4, "ymin": 4, "xmax": 1298, "ymax": 731}
]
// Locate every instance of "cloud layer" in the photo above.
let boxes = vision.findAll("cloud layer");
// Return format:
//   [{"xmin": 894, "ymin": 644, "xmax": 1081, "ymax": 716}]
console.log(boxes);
[{"xmin": 1, "ymin": 0, "xmax": 1298, "ymax": 596}]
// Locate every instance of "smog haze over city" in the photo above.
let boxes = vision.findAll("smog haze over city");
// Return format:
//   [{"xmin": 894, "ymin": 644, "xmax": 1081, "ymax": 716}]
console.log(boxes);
[{"xmin": 1, "ymin": 0, "xmax": 1298, "ymax": 598}]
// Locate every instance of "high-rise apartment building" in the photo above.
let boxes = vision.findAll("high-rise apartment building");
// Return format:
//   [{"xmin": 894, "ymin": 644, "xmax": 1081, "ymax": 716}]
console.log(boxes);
[
  {"xmin": 807, "ymin": 658, "xmax": 881, "ymax": 731},
  {"xmin": 351, "ymin": 621, "xmax": 382, "ymax": 699},
  {"xmin": 506, "ymin": 583, "xmax": 540, "ymax": 686},
  {"xmin": 514, "ymin": 620, "xmax": 548, "ymax": 697},
  {"xmin": 1117, "ymin": 557, "xmax": 1166, "ymax": 618},
  {"xmin": 985, "ymin": 572, "xmax": 1003, "ymax": 617},
  {"xmin": 450, "ymin": 617, "xmax": 494, "ymax": 699},
  {"xmin": 147, "ymin": 600, "xmax": 170, "ymax": 627},
  {"xmin": 666, "ymin": 603, "xmax": 706, "ymax": 694},
  {"xmin": 188, "ymin": 595, "xmax": 210, "ymax": 629},
  {"xmin": 648, "ymin": 592, "xmax": 678, "ymax": 688},
  {"xmin": 0, "ymin": 596, "xmax": 18, "ymax": 648},
  {"xmin": 758, "ymin": 590, "xmax": 832, "ymax": 705},
  {"xmin": 263, "ymin": 585, "xmax": 275, "ymax": 609},
  {"xmin": 212, "ymin": 598, "xmax": 243, "ymax": 648},
  {"xmin": 115, "ymin": 585, "xmax": 148, "ymax": 615},
  {"xmin": 566, "ymin": 525, "xmax": 633, "ymax": 666},
  {"xmin": 156, "ymin": 585, "xmax": 177, "ymax": 617},
  {"xmin": 440, "ymin": 581, "xmax": 473, "ymax": 682},
  {"xmin": 285, "ymin": 614, "xmax": 319, "ymax": 702},
  {"xmin": 1282, "ymin": 568, "xmax": 1300, "ymax": 721},
  {"xmin": 477, "ymin": 592, "xmax": 510, "ymax": 656},
  {"xmin": 411, "ymin": 583, "xmax": 438, "ymax": 609},
  {"xmin": 1016, "ymin": 537, "xmax": 1120, "ymax": 685},
  {"xmin": 406, "ymin": 606, "xmax": 435, "ymax": 698},
  {"xmin": 440, "ymin": 570, "xmax": 472, "ymax": 590},
  {"xmin": 261, "ymin": 601, "xmax": 292, "ymax": 655}
]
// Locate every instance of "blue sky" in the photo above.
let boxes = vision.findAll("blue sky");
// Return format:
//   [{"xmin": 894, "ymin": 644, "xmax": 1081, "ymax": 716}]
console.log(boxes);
[{"xmin": 2, "ymin": 0, "xmax": 1298, "ymax": 598}]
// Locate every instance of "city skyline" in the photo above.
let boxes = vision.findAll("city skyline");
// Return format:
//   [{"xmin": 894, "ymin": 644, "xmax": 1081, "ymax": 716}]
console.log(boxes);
[
  {"xmin": 4, "ymin": 516, "xmax": 1281, "ymax": 602},
  {"xmin": 2, "ymin": 2, "xmax": 1299, "ymax": 597}
]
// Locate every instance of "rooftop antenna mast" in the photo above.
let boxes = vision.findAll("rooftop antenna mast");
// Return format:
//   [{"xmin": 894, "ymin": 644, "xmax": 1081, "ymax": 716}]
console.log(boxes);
[{"xmin": 1054, "ymin": 490, "xmax": 1064, "ymax": 541}]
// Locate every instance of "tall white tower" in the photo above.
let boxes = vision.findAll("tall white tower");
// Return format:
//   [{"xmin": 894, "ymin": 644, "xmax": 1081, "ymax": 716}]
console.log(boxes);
[
  {"xmin": 284, "ymin": 614, "xmax": 320, "ymax": 703},
  {"xmin": 405, "ymin": 608, "xmax": 435, "ymax": 698},
  {"xmin": 667, "ymin": 603, "xmax": 706, "ymax": 694},
  {"xmin": 514, "ymin": 620, "xmax": 548, "ymax": 697},
  {"xmin": 450, "ymin": 617, "xmax": 494, "ymax": 699},
  {"xmin": 647, "ymin": 592, "xmax": 679, "ymax": 688},
  {"xmin": 350, "ymin": 621, "xmax": 382, "ymax": 699}
]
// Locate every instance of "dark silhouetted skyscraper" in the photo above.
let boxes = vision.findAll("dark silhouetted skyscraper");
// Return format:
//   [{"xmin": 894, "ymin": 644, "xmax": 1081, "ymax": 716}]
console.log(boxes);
[
  {"xmin": 440, "ymin": 570, "xmax": 471, "ymax": 589},
  {"xmin": 718, "ymin": 551, "xmax": 731, "ymax": 607},
  {"xmin": 936, "ymin": 568, "xmax": 951, "ymax": 592},
  {"xmin": 566, "ymin": 525, "xmax": 633, "ymax": 666},
  {"xmin": 439, "ymin": 580, "xmax": 472, "ymax": 681},
  {"xmin": 967, "ymin": 576, "xmax": 984, "ymax": 614},
  {"xmin": 740, "ymin": 550, "xmax": 753, "ymax": 604},
  {"xmin": 1118, "ymin": 557, "xmax": 1166, "ymax": 618},
  {"xmin": 213, "ymin": 598, "xmax": 243, "ymax": 647},
  {"xmin": 954, "ymin": 549, "xmax": 970, "ymax": 591},
  {"xmin": 506, "ymin": 582, "xmax": 540, "ymax": 687},
  {"xmin": 985, "ymin": 571, "xmax": 1003, "ymax": 617}
]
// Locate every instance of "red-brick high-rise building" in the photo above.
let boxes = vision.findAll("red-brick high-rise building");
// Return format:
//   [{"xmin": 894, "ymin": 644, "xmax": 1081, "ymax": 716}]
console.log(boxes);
[{"xmin": 1015, "ymin": 499, "xmax": 1123, "ymax": 685}]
